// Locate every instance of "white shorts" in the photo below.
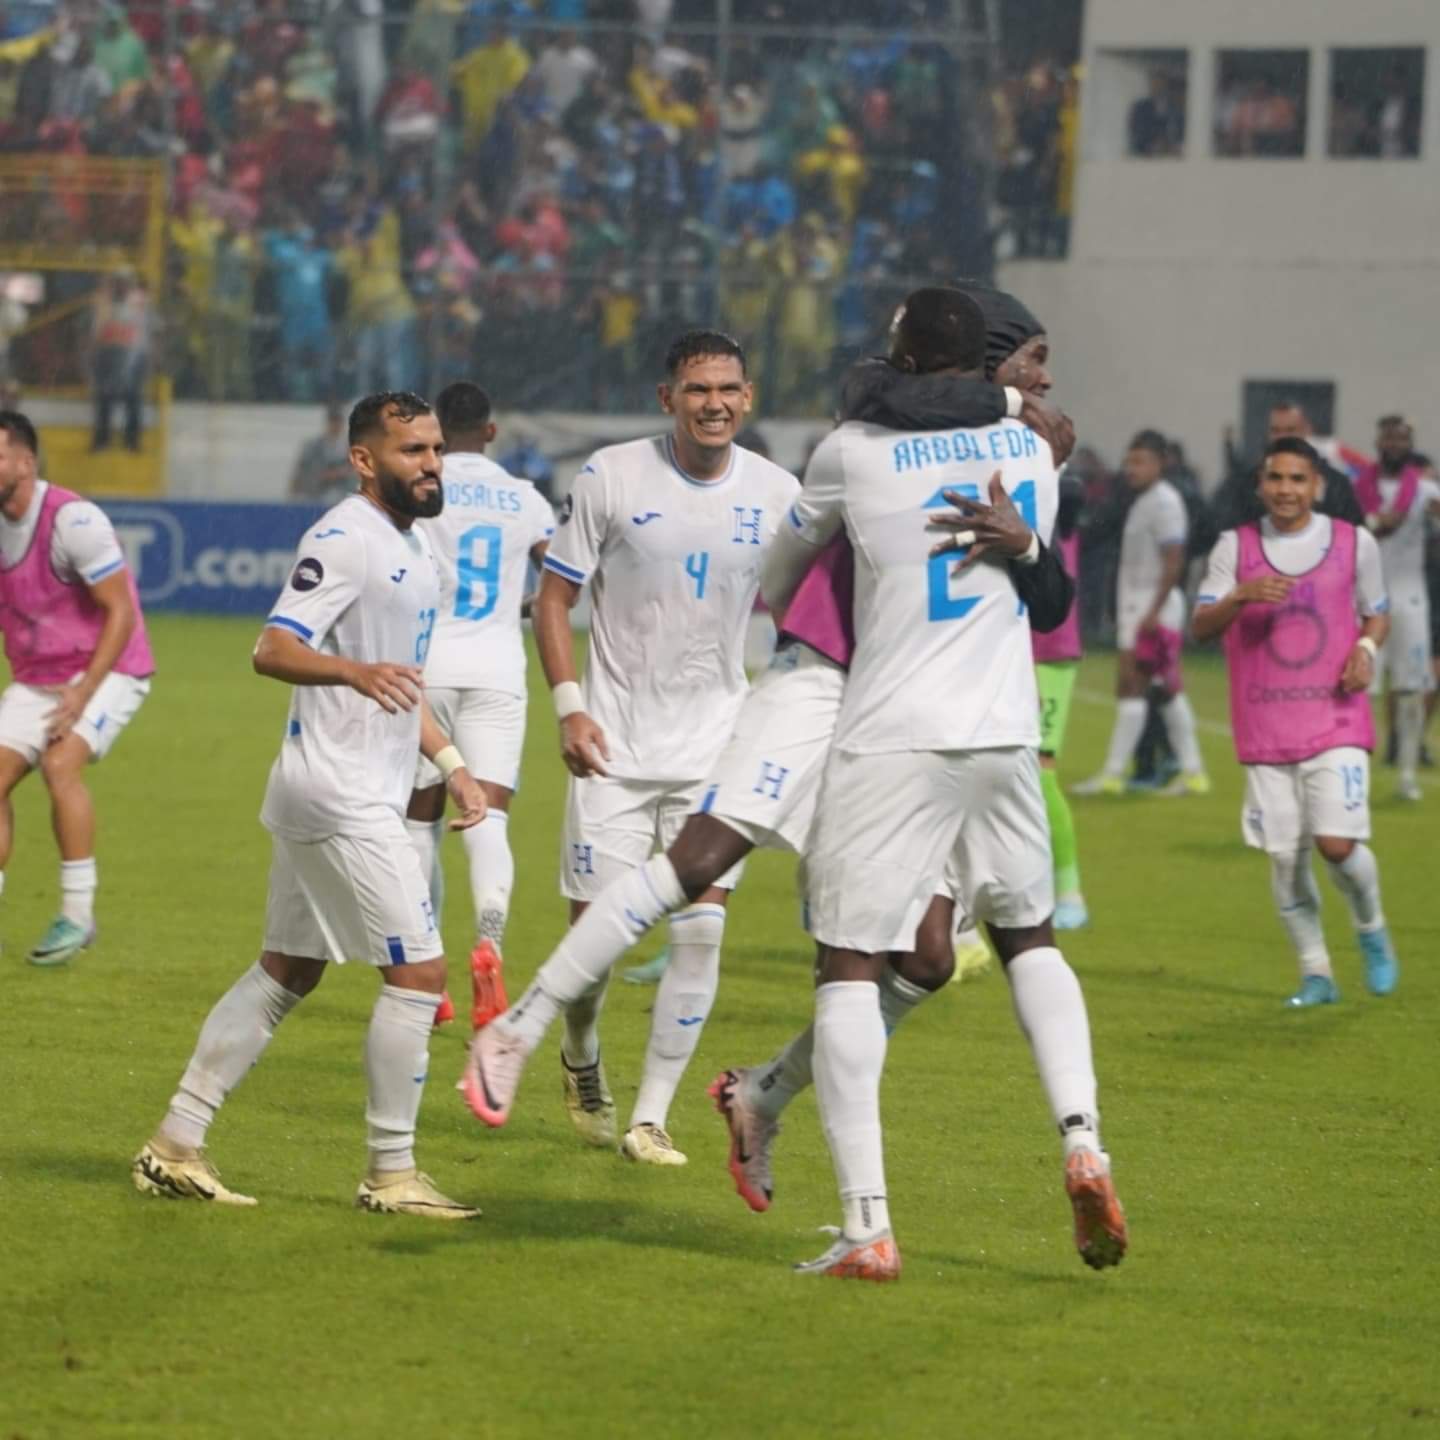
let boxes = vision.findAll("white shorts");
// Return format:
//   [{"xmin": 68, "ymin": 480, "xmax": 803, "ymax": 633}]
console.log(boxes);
[
  {"xmin": 0, "ymin": 672, "xmax": 151, "ymax": 767},
  {"xmin": 804, "ymin": 746, "xmax": 1053, "ymax": 953},
  {"xmin": 1241, "ymin": 746, "xmax": 1371, "ymax": 854},
  {"xmin": 701, "ymin": 644, "xmax": 845, "ymax": 854},
  {"xmin": 561, "ymin": 773, "xmax": 746, "ymax": 901},
  {"xmin": 1117, "ymin": 589, "xmax": 1184, "ymax": 651},
  {"xmin": 263, "ymin": 823, "xmax": 441, "ymax": 966},
  {"xmin": 414, "ymin": 686, "xmax": 526, "ymax": 791},
  {"xmin": 1378, "ymin": 590, "xmax": 1433, "ymax": 693}
]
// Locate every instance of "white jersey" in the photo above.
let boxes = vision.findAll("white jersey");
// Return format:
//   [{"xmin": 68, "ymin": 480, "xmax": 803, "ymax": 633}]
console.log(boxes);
[
  {"xmin": 1198, "ymin": 514, "xmax": 1388, "ymax": 616},
  {"xmin": 544, "ymin": 434, "xmax": 799, "ymax": 781},
  {"xmin": 0, "ymin": 479, "xmax": 125, "ymax": 584},
  {"xmin": 1374, "ymin": 475, "xmax": 1440, "ymax": 594},
  {"xmin": 418, "ymin": 451, "xmax": 554, "ymax": 695},
  {"xmin": 1118, "ymin": 479, "xmax": 1188, "ymax": 627},
  {"xmin": 787, "ymin": 418, "xmax": 1058, "ymax": 753},
  {"xmin": 260, "ymin": 494, "xmax": 441, "ymax": 841}
]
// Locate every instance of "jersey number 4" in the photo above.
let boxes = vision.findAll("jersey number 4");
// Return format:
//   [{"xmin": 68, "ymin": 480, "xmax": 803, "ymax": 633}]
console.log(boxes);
[
  {"xmin": 924, "ymin": 480, "xmax": 1037, "ymax": 622},
  {"xmin": 455, "ymin": 524, "xmax": 503, "ymax": 621}
]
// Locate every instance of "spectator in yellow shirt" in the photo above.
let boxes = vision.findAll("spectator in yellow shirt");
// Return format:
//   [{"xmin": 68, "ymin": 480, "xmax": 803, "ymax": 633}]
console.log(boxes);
[{"xmin": 453, "ymin": 24, "xmax": 530, "ymax": 153}]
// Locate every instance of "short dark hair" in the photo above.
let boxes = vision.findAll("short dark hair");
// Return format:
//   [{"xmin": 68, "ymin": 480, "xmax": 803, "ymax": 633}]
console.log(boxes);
[
  {"xmin": 1376, "ymin": 413, "xmax": 1410, "ymax": 430},
  {"xmin": 435, "ymin": 381, "xmax": 493, "ymax": 436},
  {"xmin": 348, "ymin": 391, "xmax": 432, "ymax": 446},
  {"xmin": 664, "ymin": 329, "xmax": 747, "ymax": 378},
  {"xmin": 1128, "ymin": 428, "xmax": 1168, "ymax": 458},
  {"xmin": 1264, "ymin": 436, "xmax": 1320, "ymax": 468},
  {"xmin": 0, "ymin": 410, "xmax": 38, "ymax": 454},
  {"xmin": 1270, "ymin": 398, "xmax": 1307, "ymax": 416},
  {"xmin": 891, "ymin": 287, "xmax": 987, "ymax": 375}
]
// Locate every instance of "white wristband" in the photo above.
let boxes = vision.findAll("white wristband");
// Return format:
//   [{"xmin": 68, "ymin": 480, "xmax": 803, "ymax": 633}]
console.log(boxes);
[
  {"xmin": 1003, "ymin": 385, "xmax": 1024, "ymax": 419},
  {"xmin": 553, "ymin": 680, "xmax": 584, "ymax": 720},
  {"xmin": 433, "ymin": 744, "xmax": 465, "ymax": 780},
  {"xmin": 1015, "ymin": 531, "xmax": 1041, "ymax": 566},
  {"xmin": 1357, "ymin": 636, "xmax": 1378, "ymax": 659}
]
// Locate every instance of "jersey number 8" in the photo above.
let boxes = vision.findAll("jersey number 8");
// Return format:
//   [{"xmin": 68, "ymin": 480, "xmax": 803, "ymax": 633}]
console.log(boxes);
[{"xmin": 456, "ymin": 524, "xmax": 503, "ymax": 621}]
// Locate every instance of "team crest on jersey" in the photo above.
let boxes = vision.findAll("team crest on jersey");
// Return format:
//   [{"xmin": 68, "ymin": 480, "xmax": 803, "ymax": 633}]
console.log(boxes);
[{"xmin": 291, "ymin": 557, "xmax": 324, "ymax": 591}]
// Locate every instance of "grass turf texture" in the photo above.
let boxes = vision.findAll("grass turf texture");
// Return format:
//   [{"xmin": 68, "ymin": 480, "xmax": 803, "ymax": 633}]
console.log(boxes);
[{"xmin": 3, "ymin": 615, "xmax": 1438, "ymax": 1440}]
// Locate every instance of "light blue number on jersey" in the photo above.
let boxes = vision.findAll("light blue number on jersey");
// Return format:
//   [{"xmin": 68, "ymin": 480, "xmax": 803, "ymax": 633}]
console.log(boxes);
[
  {"xmin": 685, "ymin": 551, "xmax": 710, "ymax": 599},
  {"xmin": 415, "ymin": 607, "xmax": 437, "ymax": 664},
  {"xmin": 924, "ymin": 480, "xmax": 1037, "ymax": 622},
  {"xmin": 455, "ymin": 524, "xmax": 503, "ymax": 621},
  {"xmin": 1342, "ymin": 762, "xmax": 1366, "ymax": 811}
]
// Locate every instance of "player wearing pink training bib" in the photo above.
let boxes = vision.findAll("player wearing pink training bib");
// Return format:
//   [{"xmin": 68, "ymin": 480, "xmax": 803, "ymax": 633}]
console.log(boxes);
[
  {"xmin": 0, "ymin": 410, "xmax": 154, "ymax": 966},
  {"xmin": 1194, "ymin": 436, "xmax": 1398, "ymax": 1007}
]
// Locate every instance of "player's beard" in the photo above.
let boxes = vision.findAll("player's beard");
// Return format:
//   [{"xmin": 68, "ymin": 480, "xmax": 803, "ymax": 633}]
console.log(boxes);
[{"xmin": 379, "ymin": 467, "xmax": 444, "ymax": 518}]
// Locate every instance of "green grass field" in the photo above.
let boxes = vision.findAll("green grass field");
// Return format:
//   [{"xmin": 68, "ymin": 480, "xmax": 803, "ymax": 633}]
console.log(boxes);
[{"xmin": 3, "ymin": 615, "xmax": 1438, "ymax": 1440}]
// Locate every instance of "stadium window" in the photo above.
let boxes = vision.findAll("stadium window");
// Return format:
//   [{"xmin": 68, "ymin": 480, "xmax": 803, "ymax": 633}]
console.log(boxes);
[
  {"xmin": 1089, "ymin": 49, "xmax": 1188, "ymax": 160},
  {"xmin": 1213, "ymin": 50, "xmax": 1309, "ymax": 158},
  {"xmin": 1329, "ymin": 48, "xmax": 1424, "ymax": 158}
]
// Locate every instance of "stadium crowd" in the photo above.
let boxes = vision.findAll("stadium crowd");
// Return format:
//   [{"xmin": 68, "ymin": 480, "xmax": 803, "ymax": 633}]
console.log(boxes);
[{"xmin": 0, "ymin": 1, "xmax": 1073, "ymax": 415}]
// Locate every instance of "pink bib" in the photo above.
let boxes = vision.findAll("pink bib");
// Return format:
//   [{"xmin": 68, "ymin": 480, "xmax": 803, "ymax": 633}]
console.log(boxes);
[
  {"xmin": 1223, "ymin": 521, "xmax": 1372, "ymax": 764},
  {"xmin": 778, "ymin": 534, "xmax": 856, "ymax": 669},
  {"xmin": 0, "ymin": 484, "xmax": 155, "ymax": 687},
  {"xmin": 1354, "ymin": 461, "xmax": 1422, "ymax": 518},
  {"xmin": 1031, "ymin": 529, "xmax": 1082, "ymax": 664}
]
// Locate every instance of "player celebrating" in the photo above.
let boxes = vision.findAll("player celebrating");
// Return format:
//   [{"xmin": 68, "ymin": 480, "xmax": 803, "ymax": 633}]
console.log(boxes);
[
  {"xmin": 0, "ymin": 410, "xmax": 154, "ymax": 966},
  {"xmin": 132, "ymin": 393, "xmax": 488, "ymax": 1217},
  {"xmin": 469, "ymin": 330, "xmax": 797, "ymax": 1165},
  {"xmin": 765, "ymin": 288, "xmax": 1124, "ymax": 1281},
  {"xmin": 1354, "ymin": 415, "xmax": 1440, "ymax": 802},
  {"xmin": 405, "ymin": 381, "xmax": 553, "ymax": 1027},
  {"xmin": 1193, "ymin": 437, "xmax": 1398, "ymax": 1005},
  {"xmin": 1073, "ymin": 430, "xmax": 1209, "ymax": 797}
]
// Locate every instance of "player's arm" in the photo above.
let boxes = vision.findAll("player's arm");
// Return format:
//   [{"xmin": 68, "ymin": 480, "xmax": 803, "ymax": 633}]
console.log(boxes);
[
  {"xmin": 46, "ymin": 570, "xmax": 138, "ymax": 743},
  {"xmin": 763, "ymin": 439, "xmax": 844, "ymax": 618},
  {"xmin": 252, "ymin": 626, "xmax": 424, "ymax": 713},
  {"xmin": 1140, "ymin": 540, "xmax": 1187, "ymax": 633},
  {"xmin": 1340, "ymin": 529, "xmax": 1391, "ymax": 691},
  {"xmin": 534, "ymin": 568, "xmax": 610, "ymax": 778},
  {"xmin": 1190, "ymin": 533, "xmax": 1292, "ymax": 642},
  {"xmin": 418, "ymin": 698, "xmax": 487, "ymax": 828},
  {"xmin": 520, "ymin": 537, "xmax": 550, "ymax": 619}
]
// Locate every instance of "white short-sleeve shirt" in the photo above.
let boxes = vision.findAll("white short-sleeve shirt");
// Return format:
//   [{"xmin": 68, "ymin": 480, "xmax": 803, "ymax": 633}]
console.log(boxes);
[
  {"xmin": 1118, "ymin": 479, "xmax": 1188, "ymax": 626},
  {"xmin": 1198, "ymin": 515, "xmax": 1388, "ymax": 617},
  {"xmin": 786, "ymin": 418, "xmax": 1059, "ymax": 753},
  {"xmin": 260, "ymin": 494, "xmax": 441, "ymax": 841},
  {"xmin": 417, "ymin": 451, "xmax": 554, "ymax": 696},
  {"xmin": 0, "ymin": 480, "xmax": 127, "ymax": 586},
  {"xmin": 543, "ymin": 435, "xmax": 799, "ymax": 781},
  {"xmin": 1374, "ymin": 475, "xmax": 1440, "ymax": 595}
]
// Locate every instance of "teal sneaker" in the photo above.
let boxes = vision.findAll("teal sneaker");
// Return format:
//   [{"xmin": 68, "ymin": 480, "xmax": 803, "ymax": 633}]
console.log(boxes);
[
  {"xmin": 622, "ymin": 949, "xmax": 669, "ymax": 985},
  {"xmin": 1286, "ymin": 975, "xmax": 1339, "ymax": 1008},
  {"xmin": 28, "ymin": 916, "xmax": 95, "ymax": 968},
  {"xmin": 1054, "ymin": 896, "xmax": 1090, "ymax": 930},
  {"xmin": 1357, "ymin": 928, "xmax": 1399, "ymax": 997}
]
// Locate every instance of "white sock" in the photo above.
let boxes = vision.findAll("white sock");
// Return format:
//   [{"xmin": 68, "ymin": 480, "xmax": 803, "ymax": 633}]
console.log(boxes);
[
  {"xmin": 630, "ymin": 903, "xmax": 725, "ymax": 1129},
  {"xmin": 812, "ymin": 981, "xmax": 890, "ymax": 1241},
  {"xmin": 403, "ymin": 818, "xmax": 444, "ymax": 922},
  {"xmin": 161, "ymin": 962, "xmax": 303, "ymax": 1150},
  {"xmin": 1103, "ymin": 698, "xmax": 1148, "ymax": 776},
  {"xmin": 1270, "ymin": 850, "xmax": 1332, "ymax": 979},
  {"xmin": 1162, "ymin": 692, "xmax": 1205, "ymax": 775},
  {"xmin": 462, "ymin": 811, "xmax": 514, "ymax": 944},
  {"xmin": 0, "ymin": 870, "xmax": 6, "ymax": 899},
  {"xmin": 1325, "ymin": 843, "xmax": 1386, "ymax": 933},
  {"xmin": 60, "ymin": 857, "xmax": 97, "ymax": 928},
  {"xmin": 1004, "ymin": 946, "xmax": 1100, "ymax": 1153},
  {"xmin": 365, "ymin": 986, "xmax": 441, "ymax": 1175},
  {"xmin": 498, "ymin": 855, "xmax": 688, "ymax": 1051},
  {"xmin": 743, "ymin": 967, "xmax": 934, "ymax": 1121},
  {"xmin": 561, "ymin": 980, "xmax": 607, "ymax": 1069},
  {"xmin": 1396, "ymin": 692, "xmax": 1424, "ymax": 785}
]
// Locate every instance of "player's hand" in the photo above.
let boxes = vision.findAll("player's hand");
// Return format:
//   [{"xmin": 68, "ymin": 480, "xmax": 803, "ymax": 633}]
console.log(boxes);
[
  {"xmin": 1235, "ymin": 576, "xmax": 1294, "ymax": 605},
  {"xmin": 1372, "ymin": 510, "xmax": 1404, "ymax": 538},
  {"xmin": 45, "ymin": 683, "xmax": 89, "ymax": 744},
  {"xmin": 1018, "ymin": 394, "xmax": 1076, "ymax": 466},
  {"xmin": 445, "ymin": 766, "xmax": 488, "ymax": 829},
  {"xmin": 561, "ymin": 712, "xmax": 610, "ymax": 778},
  {"xmin": 1137, "ymin": 611, "xmax": 1161, "ymax": 636},
  {"xmin": 1340, "ymin": 643, "xmax": 1374, "ymax": 693},
  {"xmin": 927, "ymin": 472, "xmax": 1033, "ymax": 571},
  {"xmin": 347, "ymin": 661, "xmax": 424, "ymax": 713}
]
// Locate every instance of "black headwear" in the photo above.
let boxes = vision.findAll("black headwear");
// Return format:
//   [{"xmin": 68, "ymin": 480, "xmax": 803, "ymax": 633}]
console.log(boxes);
[{"xmin": 958, "ymin": 283, "xmax": 1045, "ymax": 380}]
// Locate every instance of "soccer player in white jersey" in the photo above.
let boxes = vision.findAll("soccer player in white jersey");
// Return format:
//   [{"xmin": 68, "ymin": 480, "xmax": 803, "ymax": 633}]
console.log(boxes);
[
  {"xmin": 405, "ymin": 381, "xmax": 554, "ymax": 1028},
  {"xmin": 1194, "ymin": 437, "xmax": 1398, "ymax": 1007},
  {"xmin": 0, "ymin": 410, "xmax": 154, "ymax": 965},
  {"xmin": 765, "ymin": 288, "xmax": 1126, "ymax": 1281},
  {"xmin": 1074, "ymin": 430, "xmax": 1209, "ymax": 796},
  {"xmin": 132, "ymin": 392, "xmax": 489, "ymax": 1218},
  {"xmin": 462, "ymin": 329, "xmax": 798, "ymax": 1165},
  {"xmin": 1354, "ymin": 415, "xmax": 1440, "ymax": 801}
]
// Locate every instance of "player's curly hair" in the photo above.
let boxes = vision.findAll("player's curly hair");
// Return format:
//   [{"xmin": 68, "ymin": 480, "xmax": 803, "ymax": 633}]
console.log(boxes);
[
  {"xmin": 348, "ymin": 391, "xmax": 433, "ymax": 446},
  {"xmin": 664, "ymin": 329, "xmax": 747, "ymax": 378}
]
